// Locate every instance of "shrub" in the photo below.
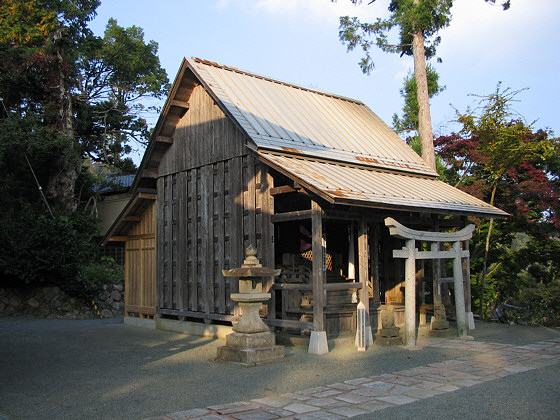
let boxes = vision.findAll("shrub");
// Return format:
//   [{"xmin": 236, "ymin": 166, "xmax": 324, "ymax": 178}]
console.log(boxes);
[
  {"xmin": 70, "ymin": 257, "xmax": 124, "ymax": 300},
  {"xmin": 0, "ymin": 209, "xmax": 97, "ymax": 289}
]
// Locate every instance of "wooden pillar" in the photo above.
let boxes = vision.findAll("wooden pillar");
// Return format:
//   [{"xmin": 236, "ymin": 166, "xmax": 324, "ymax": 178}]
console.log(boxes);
[
  {"xmin": 309, "ymin": 200, "xmax": 327, "ymax": 354},
  {"xmin": 404, "ymin": 239, "xmax": 417, "ymax": 346},
  {"xmin": 371, "ymin": 223, "xmax": 380, "ymax": 303},
  {"xmin": 452, "ymin": 241, "xmax": 468, "ymax": 338},
  {"xmin": 358, "ymin": 217, "xmax": 373, "ymax": 348},
  {"xmin": 432, "ymin": 215, "xmax": 441, "ymax": 305},
  {"xmin": 358, "ymin": 218, "xmax": 369, "ymax": 307}
]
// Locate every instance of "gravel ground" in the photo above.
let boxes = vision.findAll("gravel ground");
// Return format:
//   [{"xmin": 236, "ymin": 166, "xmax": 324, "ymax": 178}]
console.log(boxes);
[{"xmin": 0, "ymin": 317, "xmax": 558, "ymax": 420}]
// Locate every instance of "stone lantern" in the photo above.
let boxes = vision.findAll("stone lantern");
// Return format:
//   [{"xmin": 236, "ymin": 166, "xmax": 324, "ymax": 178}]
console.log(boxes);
[{"xmin": 216, "ymin": 246, "xmax": 285, "ymax": 366}]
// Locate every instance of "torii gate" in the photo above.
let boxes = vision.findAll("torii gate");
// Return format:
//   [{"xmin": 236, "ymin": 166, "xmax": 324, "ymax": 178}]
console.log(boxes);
[{"xmin": 384, "ymin": 217, "xmax": 475, "ymax": 346}]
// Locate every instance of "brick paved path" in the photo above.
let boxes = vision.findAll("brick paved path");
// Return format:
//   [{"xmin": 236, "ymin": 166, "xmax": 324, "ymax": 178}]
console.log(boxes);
[{"xmin": 145, "ymin": 337, "xmax": 560, "ymax": 420}]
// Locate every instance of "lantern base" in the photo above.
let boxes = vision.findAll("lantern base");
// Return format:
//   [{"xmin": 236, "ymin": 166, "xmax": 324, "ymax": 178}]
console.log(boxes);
[{"xmin": 216, "ymin": 331, "xmax": 285, "ymax": 366}]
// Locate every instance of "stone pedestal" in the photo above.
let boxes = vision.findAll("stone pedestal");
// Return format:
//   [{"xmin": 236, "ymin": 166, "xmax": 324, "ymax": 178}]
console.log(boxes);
[
  {"xmin": 376, "ymin": 304, "xmax": 402, "ymax": 346},
  {"xmin": 376, "ymin": 326, "xmax": 402, "ymax": 346},
  {"xmin": 217, "ymin": 332, "xmax": 285, "ymax": 366},
  {"xmin": 429, "ymin": 302, "xmax": 452, "ymax": 337}
]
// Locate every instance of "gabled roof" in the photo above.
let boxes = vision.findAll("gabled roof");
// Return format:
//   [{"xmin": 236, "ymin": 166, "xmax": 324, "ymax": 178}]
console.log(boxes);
[{"xmin": 130, "ymin": 57, "xmax": 507, "ymax": 219}]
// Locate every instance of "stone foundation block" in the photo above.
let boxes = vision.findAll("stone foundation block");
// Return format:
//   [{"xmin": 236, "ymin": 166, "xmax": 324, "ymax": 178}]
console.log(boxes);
[
  {"xmin": 216, "ymin": 345, "xmax": 285, "ymax": 366},
  {"xmin": 225, "ymin": 332, "xmax": 276, "ymax": 349}
]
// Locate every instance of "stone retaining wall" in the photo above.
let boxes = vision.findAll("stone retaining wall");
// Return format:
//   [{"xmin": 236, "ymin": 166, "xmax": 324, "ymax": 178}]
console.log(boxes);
[{"xmin": 0, "ymin": 284, "xmax": 124, "ymax": 319}]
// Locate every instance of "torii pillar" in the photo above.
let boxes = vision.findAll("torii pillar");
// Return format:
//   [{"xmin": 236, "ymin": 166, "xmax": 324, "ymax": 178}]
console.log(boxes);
[{"xmin": 384, "ymin": 217, "xmax": 475, "ymax": 346}]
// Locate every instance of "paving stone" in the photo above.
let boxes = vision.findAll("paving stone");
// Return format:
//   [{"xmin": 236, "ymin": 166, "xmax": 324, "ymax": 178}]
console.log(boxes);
[
  {"xmin": 326, "ymin": 406, "xmax": 371, "ymax": 418},
  {"xmin": 354, "ymin": 387, "xmax": 392, "ymax": 397},
  {"xmin": 344, "ymin": 377, "xmax": 372, "ymax": 385},
  {"xmin": 297, "ymin": 386, "xmax": 331, "ymax": 395},
  {"xmin": 312, "ymin": 389, "xmax": 343, "ymax": 398},
  {"xmin": 334, "ymin": 392, "xmax": 374, "ymax": 404},
  {"xmin": 414, "ymin": 381, "xmax": 443, "ymax": 390},
  {"xmin": 281, "ymin": 392, "xmax": 312, "ymax": 401},
  {"xmin": 503, "ymin": 365, "xmax": 534, "ymax": 373},
  {"xmin": 388, "ymin": 385, "xmax": 414, "ymax": 395},
  {"xmin": 328, "ymin": 383, "xmax": 358, "ymax": 391},
  {"xmin": 362, "ymin": 381, "xmax": 394, "ymax": 392},
  {"xmin": 232, "ymin": 411, "xmax": 279, "ymax": 420},
  {"xmin": 251, "ymin": 397, "xmax": 292, "ymax": 408},
  {"xmin": 435, "ymin": 384, "xmax": 461, "ymax": 392},
  {"xmin": 307, "ymin": 397, "xmax": 347, "ymax": 408},
  {"xmin": 295, "ymin": 411, "xmax": 345, "ymax": 419},
  {"xmin": 357, "ymin": 400, "xmax": 394, "ymax": 412},
  {"xmin": 282, "ymin": 402, "xmax": 321, "ymax": 414},
  {"xmin": 385, "ymin": 376, "xmax": 424, "ymax": 386},
  {"xmin": 404, "ymin": 388, "xmax": 443, "ymax": 399},
  {"xmin": 208, "ymin": 401, "xmax": 252, "ymax": 412},
  {"xmin": 376, "ymin": 395, "xmax": 419, "ymax": 405},
  {"xmin": 451, "ymin": 379, "xmax": 482, "ymax": 387},
  {"xmin": 167, "ymin": 408, "xmax": 211, "ymax": 419},
  {"xmin": 265, "ymin": 408, "xmax": 294, "ymax": 417}
]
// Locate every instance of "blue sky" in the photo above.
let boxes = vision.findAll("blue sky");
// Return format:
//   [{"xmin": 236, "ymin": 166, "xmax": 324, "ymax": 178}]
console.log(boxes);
[{"xmin": 88, "ymin": 0, "xmax": 560, "ymax": 162}]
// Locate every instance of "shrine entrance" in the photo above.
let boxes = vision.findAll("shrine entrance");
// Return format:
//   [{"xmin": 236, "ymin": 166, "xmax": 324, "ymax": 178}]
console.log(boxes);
[{"xmin": 384, "ymin": 217, "xmax": 475, "ymax": 346}]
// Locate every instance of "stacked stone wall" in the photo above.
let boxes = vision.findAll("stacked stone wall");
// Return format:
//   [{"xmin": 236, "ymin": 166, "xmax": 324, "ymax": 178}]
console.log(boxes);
[{"xmin": 0, "ymin": 285, "xmax": 124, "ymax": 319}]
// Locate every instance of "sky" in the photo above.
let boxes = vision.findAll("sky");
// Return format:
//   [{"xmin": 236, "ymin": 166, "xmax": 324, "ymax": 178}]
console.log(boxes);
[{"xmin": 88, "ymin": 0, "xmax": 560, "ymax": 163}]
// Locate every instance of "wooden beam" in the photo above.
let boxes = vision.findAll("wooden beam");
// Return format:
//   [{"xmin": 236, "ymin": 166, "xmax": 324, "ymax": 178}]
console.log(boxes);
[
  {"xmin": 170, "ymin": 100, "xmax": 189, "ymax": 109},
  {"xmin": 269, "ymin": 185, "xmax": 297, "ymax": 196},
  {"xmin": 156, "ymin": 136, "xmax": 173, "ymax": 144},
  {"xmin": 142, "ymin": 168, "xmax": 158, "ymax": 179},
  {"xmin": 323, "ymin": 282, "xmax": 362, "ymax": 291},
  {"xmin": 123, "ymin": 216, "xmax": 141, "ymax": 222},
  {"xmin": 271, "ymin": 209, "xmax": 312, "ymax": 223},
  {"xmin": 108, "ymin": 236, "xmax": 127, "ymax": 242}
]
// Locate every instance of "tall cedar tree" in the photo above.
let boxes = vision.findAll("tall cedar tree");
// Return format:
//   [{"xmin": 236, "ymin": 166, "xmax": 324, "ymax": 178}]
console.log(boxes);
[{"xmin": 337, "ymin": 0, "xmax": 511, "ymax": 171}]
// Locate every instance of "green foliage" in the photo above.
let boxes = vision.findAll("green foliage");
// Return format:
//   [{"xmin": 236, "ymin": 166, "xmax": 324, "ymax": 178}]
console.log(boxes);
[
  {"xmin": 499, "ymin": 283, "xmax": 560, "ymax": 327},
  {"xmin": 393, "ymin": 63, "xmax": 445, "ymax": 133},
  {"xmin": 0, "ymin": 210, "xmax": 97, "ymax": 287},
  {"xmin": 337, "ymin": 0, "xmax": 453, "ymax": 74},
  {"xmin": 435, "ymin": 85, "xmax": 560, "ymax": 322},
  {"xmin": 72, "ymin": 256, "xmax": 123, "ymax": 300}
]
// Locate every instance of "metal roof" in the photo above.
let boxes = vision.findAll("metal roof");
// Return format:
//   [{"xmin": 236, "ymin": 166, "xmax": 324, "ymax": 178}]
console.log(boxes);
[
  {"xmin": 188, "ymin": 58, "xmax": 436, "ymax": 177},
  {"xmin": 258, "ymin": 151, "xmax": 508, "ymax": 217}
]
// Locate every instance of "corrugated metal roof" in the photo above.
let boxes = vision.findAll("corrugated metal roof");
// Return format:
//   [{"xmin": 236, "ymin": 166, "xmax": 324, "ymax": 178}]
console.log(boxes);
[
  {"xmin": 257, "ymin": 151, "xmax": 508, "ymax": 218},
  {"xmin": 188, "ymin": 58, "xmax": 436, "ymax": 177}
]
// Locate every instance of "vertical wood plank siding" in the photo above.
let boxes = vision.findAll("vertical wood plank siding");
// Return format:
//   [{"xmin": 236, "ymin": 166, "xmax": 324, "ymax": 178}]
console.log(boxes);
[
  {"xmin": 125, "ymin": 201, "xmax": 156, "ymax": 317},
  {"xmin": 155, "ymin": 84, "xmax": 274, "ymax": 318}
]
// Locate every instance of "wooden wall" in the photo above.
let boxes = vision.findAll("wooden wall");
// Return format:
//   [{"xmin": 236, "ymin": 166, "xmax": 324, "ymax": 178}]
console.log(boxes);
[
  {"xmin": 156, "ymin": 83, "xmax": 274, "ymax": 321},
  {"xmin": 125, "ymin": 201, "xmax": 156, "ymax": 318}
]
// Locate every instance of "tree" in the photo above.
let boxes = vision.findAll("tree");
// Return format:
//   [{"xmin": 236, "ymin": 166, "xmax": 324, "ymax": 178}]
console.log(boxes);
[
  {"xmin": 435, "ymin": 85, "xmax": 559, "ymax": 318},
  {"xmin": 0, "ymin": 0, "xmax": 168, "ymax": 215},
  {"xmin": 337, "ymin": 0, "xmax": 511, "ymax": 171},
  {"xmin": 393, "ymin": 63, "xmax": 445, "ymax": 135}
]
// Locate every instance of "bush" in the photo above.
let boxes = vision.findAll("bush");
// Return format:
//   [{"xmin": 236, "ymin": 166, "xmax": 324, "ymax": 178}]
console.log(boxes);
[
  {"xmin": 70, "ymin": 257, "xmax": 124, "ymax": 300},
  {"xmin": 499, "ymin": 283, "xmax": 560, "ymax": 327},
  {"xmin": 0, "ymin": 209, "xmax": 97, "ymax": 289}
]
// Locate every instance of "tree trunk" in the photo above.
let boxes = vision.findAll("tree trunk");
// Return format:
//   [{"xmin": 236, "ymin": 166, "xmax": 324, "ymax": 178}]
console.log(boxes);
[
  {"xmin": 479, "ymin": 183, "xmax": 497, "ymax": 318},
  {"xmin": 411, "ymin": 29, "xmax": 436, "ymax": 172},
  {"xmin": 46, "ymin": 33, "xmax": 79, "ymax": 215}
]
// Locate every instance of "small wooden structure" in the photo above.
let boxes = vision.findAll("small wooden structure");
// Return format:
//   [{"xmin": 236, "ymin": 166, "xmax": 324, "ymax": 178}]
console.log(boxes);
[{"xmin": 104, "ymin": 58, "xmax": 507, "ymax": 350}]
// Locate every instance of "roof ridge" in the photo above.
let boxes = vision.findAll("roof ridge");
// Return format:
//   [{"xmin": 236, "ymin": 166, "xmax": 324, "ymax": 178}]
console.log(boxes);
[{"xmin": 190, "ymin": 57, "xmax": 364, "ymax": 105}]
